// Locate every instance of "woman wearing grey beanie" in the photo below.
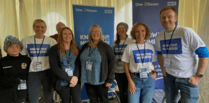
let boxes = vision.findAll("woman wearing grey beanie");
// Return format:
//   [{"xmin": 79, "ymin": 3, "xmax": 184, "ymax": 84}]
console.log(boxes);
[{"xmin": 112, "ymin": 22, "xmax": 134, "ymax": 103}]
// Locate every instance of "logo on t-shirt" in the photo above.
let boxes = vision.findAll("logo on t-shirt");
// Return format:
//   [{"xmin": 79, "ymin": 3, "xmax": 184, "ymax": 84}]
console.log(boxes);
[
  {"xmin": 160, "ymin": 38, "xmax": 182, "ymax": 54},
  {"xmin": 114, "ymin": 44, "xmax": 128, "ymax": 55},
  {"xmin": 27, "ymin": 44, "xmax": 50, "ymax": 57},
  {"xmin": 132, "ymin": 49, "xmax": 153, "ymax": 63}
]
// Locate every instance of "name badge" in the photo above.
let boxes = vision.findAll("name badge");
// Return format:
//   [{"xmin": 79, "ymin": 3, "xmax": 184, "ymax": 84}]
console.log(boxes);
[
  {"xmin": 18, "ymin": 80, "xmax": 27, "ymax": 90},
  {"xmin": 33, "ymin": 61, "xmax": 42, "ymax": 71},
  {"xmin": 86, "ymin": 61, "xmax": 93, "ymax": 71},
  {"xmin": 164, "ymin": 57, "xmax": 171, "ymax": 69},
  {"xmin": 65, "ymin": 68, "xmax": 73, "ymax": 76},
  {"xmin": 139, "ymin": 68, "xmax": 148, "ymax": 78}
]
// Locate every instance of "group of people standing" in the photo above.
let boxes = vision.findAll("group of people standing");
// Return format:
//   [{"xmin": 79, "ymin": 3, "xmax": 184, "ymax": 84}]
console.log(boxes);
[{"xmin": 0, "ymin": 6, "xmax": 208, "ymax": 103}]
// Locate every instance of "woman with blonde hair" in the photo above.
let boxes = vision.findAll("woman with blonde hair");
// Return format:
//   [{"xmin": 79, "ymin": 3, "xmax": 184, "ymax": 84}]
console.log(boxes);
[
  {"xmin": 21, "ymin": 19, "xmax": 56, "ymax": 103},
  {"xmin": 49, "ymin": 27, "xmax": 81, "ymax": 103},
  {"xmin": 78, "ymin": 24, "xmax": 115, "ymax": 103}
]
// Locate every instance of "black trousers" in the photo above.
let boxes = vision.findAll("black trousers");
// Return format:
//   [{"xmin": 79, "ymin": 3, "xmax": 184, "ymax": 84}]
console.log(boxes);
[
  {"xmin": 12, "ymin": 98, "xmax": 26, "ymax": 103},
  {"xmin": 56, "ymin": 83, "xmax": 81, "ymax": 103},
  {"xmin": 85, "ymin": 83, "xmax": 108, "ymax": 103},
  {"xmin": 0, "ymin": 88, "xmax": 27, "ymax": 103},
  {"xmin": 115, "ymin": 73, "xmax": 128, "ymax": 103}
]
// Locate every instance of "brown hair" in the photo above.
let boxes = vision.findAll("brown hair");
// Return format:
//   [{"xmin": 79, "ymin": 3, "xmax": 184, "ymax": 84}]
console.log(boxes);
[
  {"xmin": 57, "ymin": 27, "xmax": 79, "ymax": 56},
  {"xmin": 33, "ymin": 19, "xmax": 47, "ymax": 28},
  {"xmin": 160, "ymin": 6, "xmax": 178, "ymax": 16},
  {"xmin": 131, "ymin": 22, "xmax": 151, "ymax": 40},
  {"xmin": 114, "ymin": 24, "xmax": 128, "ymax": 45}
]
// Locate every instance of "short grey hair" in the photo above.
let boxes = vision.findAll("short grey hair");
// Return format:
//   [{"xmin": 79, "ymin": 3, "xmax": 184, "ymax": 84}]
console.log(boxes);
[
  {"xmin": 33, "ymin": 19, "xmax": 47, "ymax": 28},
  {"xmin": 88, "ymin": 24, "xmax": 104, "ymax": 45}
]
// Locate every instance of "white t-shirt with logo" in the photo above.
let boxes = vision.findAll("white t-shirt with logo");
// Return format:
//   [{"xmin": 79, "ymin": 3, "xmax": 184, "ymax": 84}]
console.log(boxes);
[
  {"xmin": 21, "ymin": 35, "xmax": 57, "ymax": 72},
  {"xmin": 155, "ymin": 26, "xmax": 206, "ymax": 78},
  {"xmin": 112, "ymin": 38, "xmax": 135, "ymax": 73},
  {"xmin": 121, "ymin": 43, "xmax": 156, "ymax": 73}
]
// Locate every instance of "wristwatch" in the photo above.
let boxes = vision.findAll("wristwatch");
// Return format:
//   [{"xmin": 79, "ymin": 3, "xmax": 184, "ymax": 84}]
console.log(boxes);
[{"xmin": 195, "ymin": 73, "xmax": 203, "ymax": 78}]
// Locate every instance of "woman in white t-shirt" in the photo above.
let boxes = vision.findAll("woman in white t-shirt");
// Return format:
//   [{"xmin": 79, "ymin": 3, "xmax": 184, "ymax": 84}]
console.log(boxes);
[
  {"xmin": 122, "ymin": 22, "xmax": 157, "ymax": 103},
  {"xmin": 112, "ymin": 22, "xmax": 134, "ymax": 103},
  {"xmin": 21, "ymin": 19, "xmax": 57, "ymax": 103}
]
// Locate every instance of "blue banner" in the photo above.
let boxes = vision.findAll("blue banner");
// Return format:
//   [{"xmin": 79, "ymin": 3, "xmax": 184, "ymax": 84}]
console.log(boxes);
[
  {"xmin": 73, "ymin": 5, "xmax": 114, "ymax": 48},
  {"xmin": 133, "ymin": 0, "xmax": 179, "ymax": 102},
  {"xmin": 73, "ymin": 5, "xmax": 115, "ymax": 100}
]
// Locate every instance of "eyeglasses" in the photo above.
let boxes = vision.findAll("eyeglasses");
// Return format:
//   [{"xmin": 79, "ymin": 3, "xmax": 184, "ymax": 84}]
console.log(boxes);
[{"xmin": 91, "ymin": 31, "xmax": 100, "ymax": 34}]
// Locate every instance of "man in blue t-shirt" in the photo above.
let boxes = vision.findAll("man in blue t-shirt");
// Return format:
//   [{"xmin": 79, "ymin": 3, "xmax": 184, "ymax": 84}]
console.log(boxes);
[{"xmin": 155, "ymin": 6, "xmax": 209, "ymax": 103}]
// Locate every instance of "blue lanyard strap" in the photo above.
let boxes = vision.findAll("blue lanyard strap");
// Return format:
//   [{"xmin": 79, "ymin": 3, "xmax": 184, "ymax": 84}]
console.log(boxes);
[
  {"xmin": 34, "ymin": 36, "xmax": 45, "ymax": 58},
  {"xmin": 118, "ymin": 38, "xmax": 127, "ymax": 59},
  {"xmin": 88, "ymin": 46, "xmax": 96, "ymax": 58},
  {"xmin": 65, "ymin": 50, "xmax": 71, "ymax": 65},
  {"xmin": 164, "ymin": 26, "xmax": 177, "ymax": 55},
  {"xmin": 136, "ymin": 43, "xmax": 146, "ymax": 65}
]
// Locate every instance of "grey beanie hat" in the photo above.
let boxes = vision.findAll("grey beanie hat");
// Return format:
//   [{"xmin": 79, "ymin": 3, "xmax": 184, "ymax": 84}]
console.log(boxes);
[
  {"xmin": 4, "ymin": 35, "xmax": 23, "ymax": 52},
  {"xmin": 117, "ymin": 22, "xmax": 128, "ymax": 31}
]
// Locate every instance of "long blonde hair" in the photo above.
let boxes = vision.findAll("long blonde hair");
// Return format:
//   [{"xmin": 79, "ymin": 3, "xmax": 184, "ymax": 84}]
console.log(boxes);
[{"xmin": 57, "ymin": 27, "xmax": 79, "ymax": 56}]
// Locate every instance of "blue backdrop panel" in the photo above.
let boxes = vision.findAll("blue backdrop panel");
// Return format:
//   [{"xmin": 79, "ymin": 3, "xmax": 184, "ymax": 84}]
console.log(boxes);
[
  {"xmin": 73, "ymin": 5, "xmax": 115, "ymax": 100},
  {"xmin": 73, "ymin": 5, "xmax": 114, "ymax": 48},
  {"xmin": 132, "ymin": 0, "xmax": 179, "ymax": 102}
]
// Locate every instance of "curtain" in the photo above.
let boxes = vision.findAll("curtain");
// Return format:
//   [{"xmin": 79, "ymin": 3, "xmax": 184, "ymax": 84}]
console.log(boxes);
[
  {"xmin": 178, "ymin": 0, "xmax": 207, "ymax": 34},
  {"xmin": 198, "ymin": 0, "xmax": 209, "ymax": 102},
  {"xmin": 0, "ymin": 0, "xmax": 18, "ymax": 56},
  {"xmin": 178, "ymin": 0, "xmax": 209, "ymax": 102},
  {"xmin": 18, "ymin": 0, "xmax": 132, "ymax": 40}
]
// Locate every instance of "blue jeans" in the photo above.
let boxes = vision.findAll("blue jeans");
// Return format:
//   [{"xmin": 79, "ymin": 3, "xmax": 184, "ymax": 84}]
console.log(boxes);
[
  {"xmin": 128, "ymin": 74, "xmax": 155, "ymax": 103},
  {"xmin": 115, "ymin": 73, "xmax": 128, "ymax": 103},
  {"xmin": 28, "ymin": 70, "xmax": 54, "ymax": 103},
  {"xmin": 164, "ymin": 73, "xmax": 199, "ymax": 103}
]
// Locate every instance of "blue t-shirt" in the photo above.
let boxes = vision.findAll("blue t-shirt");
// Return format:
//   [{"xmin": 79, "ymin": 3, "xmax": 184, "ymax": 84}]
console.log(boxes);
[
  {"xmin": 60, "ymin": 50, "xmax": 77, "ymax": 86},
  {"xmin": 80, "ymin": 46, "xmax": 104, "ymax": 85}
]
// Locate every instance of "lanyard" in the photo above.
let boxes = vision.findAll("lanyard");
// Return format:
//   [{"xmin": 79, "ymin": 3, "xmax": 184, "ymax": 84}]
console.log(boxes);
[
  {"xmin": 164, "ymin": 26, "xmax": 177, "ymax": 55},
  {"xmin": 88, "ymin": 46, "xmax": 96, "ymax": 59},
  {"xmin": 65, "ymin": 50, "xmax": 71, "ymax": 66},
  {"xmin": 118, "ymin": 39, "xmax": 127, "ymax": 59},
  {"xmin": 34, "ymin": 36, "xmax": 45, "ymax": 58},
  {"xmin": 136, "ymin": 43, "xmax": 146, "ymax": 65}
]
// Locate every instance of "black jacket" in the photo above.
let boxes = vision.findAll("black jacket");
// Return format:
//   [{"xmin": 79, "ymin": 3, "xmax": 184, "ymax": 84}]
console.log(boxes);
[
  {"xmin": 0, "ymin": 54, "xmax": 31, "ymax": 103},
  {"xmin": 79, "ymin": 41, "xmax": 115, "ymax": 83},
  {"xmin": 49, "ymin": 44, "xmax": 80, "ymax": 90}
]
